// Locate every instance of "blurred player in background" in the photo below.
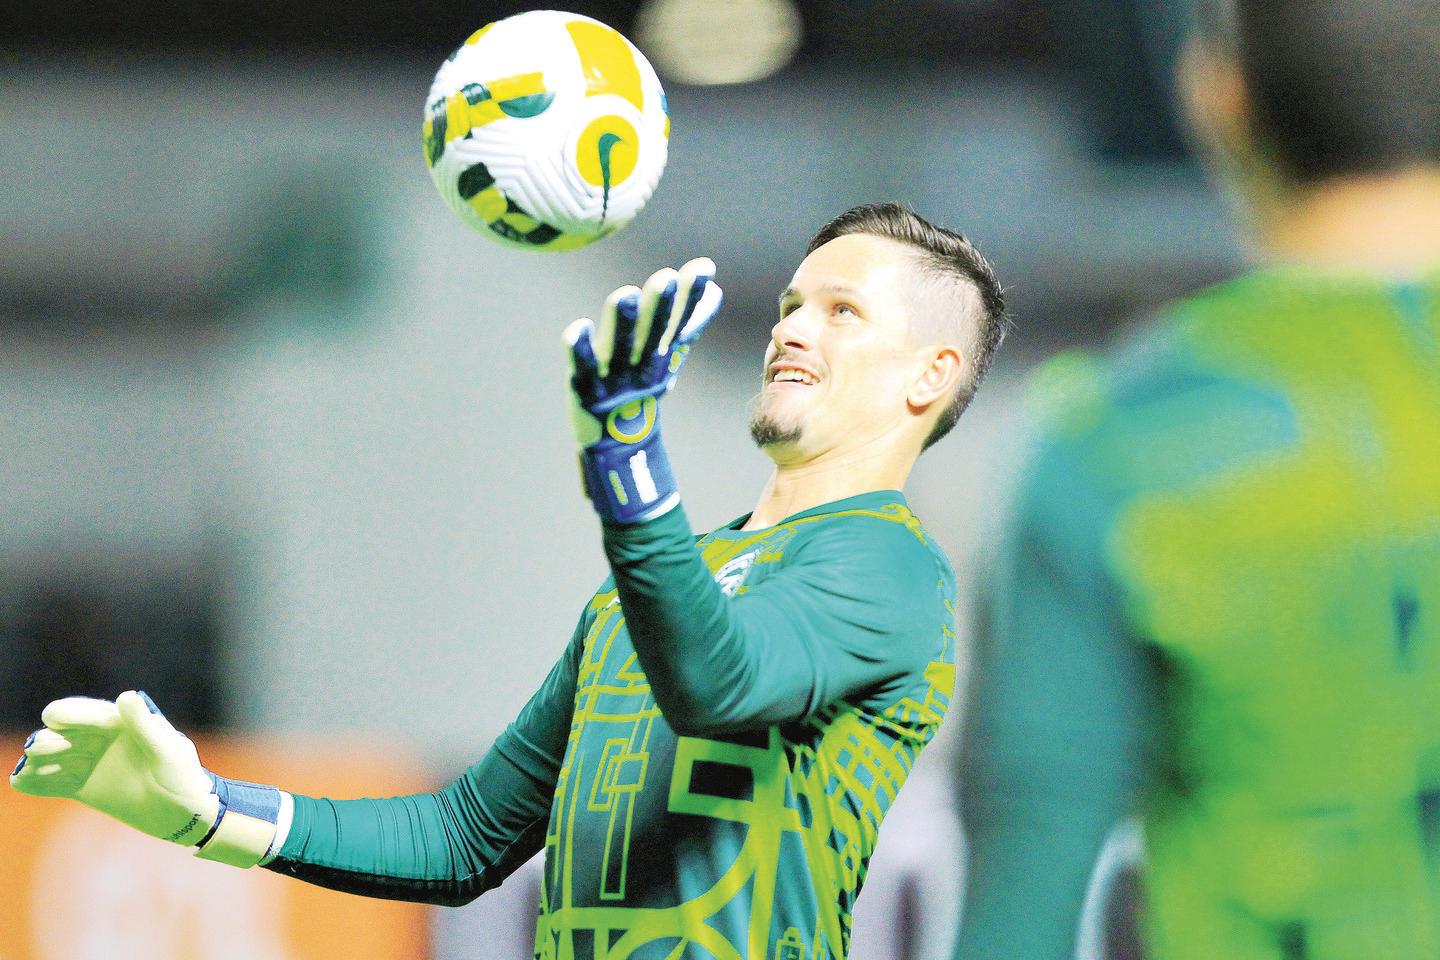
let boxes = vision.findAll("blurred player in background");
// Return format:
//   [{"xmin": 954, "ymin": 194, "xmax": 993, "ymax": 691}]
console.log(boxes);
[
  {"xmin": 12, "ymin": 203, "xmax": 1005, "ymax": 960},
  {"xmin": 955, "ymin": 0, "xmax": 1440, "ymax": 958}
]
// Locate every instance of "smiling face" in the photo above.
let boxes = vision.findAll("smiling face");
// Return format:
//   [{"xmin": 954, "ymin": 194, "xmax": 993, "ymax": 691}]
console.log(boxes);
[{"xmin": 749, "ymin": 233, "xmax": 970, "ymax": 463}]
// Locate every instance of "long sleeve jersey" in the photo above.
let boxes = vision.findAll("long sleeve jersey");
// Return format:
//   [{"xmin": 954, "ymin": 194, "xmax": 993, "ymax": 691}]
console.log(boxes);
[
  {"xmin": 265, "ymin": 490, "xmax": 958, "ymax": 960},
  {"xmin": 955, "ymin": 268, "xmax": 1440, "ymax": 960}
]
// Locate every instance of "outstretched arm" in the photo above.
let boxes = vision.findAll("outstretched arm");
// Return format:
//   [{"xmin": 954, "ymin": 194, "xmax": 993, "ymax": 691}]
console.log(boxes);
[
  {"xmin": 265, "ymin": 622, "xmax": 582, "ymax": 904},
  {"xmin": 11, "ymin": 616, "xmax": 586, "ymax": 906}
]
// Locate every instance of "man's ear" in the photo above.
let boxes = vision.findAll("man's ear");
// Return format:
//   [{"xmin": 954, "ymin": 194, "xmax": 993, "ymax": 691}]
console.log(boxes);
[{"xmin": 909, "ymin": 345, "xmax": 966, "ymax": 410}]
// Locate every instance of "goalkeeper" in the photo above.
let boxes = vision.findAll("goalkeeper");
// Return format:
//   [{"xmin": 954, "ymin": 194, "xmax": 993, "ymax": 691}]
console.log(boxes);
[
  {"xmin": 12, "ymin": 203, "xmax": 1006, "ymax": 960},
  {"xmin": 954, "ymin": 1, "xmax": 1440, "ymax": 958}
]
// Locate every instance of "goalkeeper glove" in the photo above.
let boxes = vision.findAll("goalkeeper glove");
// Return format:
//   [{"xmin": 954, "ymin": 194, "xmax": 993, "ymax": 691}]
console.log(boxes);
[
  {"xmin": 565, "ymin": 257, "xmax": 722, "ymax": 524},
  {"xmin": 9, "ymin": 690, "xmax": 285, "ymax": 868}
]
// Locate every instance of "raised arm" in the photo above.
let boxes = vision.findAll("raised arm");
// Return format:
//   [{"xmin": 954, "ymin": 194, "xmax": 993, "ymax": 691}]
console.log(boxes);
[
  {"xmin": 563, "ymin": 258, "xmax": 944, "ymax": 736},
  {"xmin": 602, "ymin": 506, "xmax": 942, "ymax": 736}
]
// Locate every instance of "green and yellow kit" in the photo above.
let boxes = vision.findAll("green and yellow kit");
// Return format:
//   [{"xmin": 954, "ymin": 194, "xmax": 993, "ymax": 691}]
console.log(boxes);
[
  {"xmin": 957, "ymin": 268, "xmax": 1440, "ymax": 960},
  {"xmin": 266, "ymin": 491, "xmax": 957, "ymax": 960}
]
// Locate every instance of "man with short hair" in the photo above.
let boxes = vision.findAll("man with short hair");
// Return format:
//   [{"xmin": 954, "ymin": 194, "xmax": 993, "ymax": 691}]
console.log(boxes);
[
  {"xmin": 954, "ymin": 1, "xmax": 1440, "ymax": 958},
  {"xmin": 13, "ymin": 203, "xmax": 1005, "ymax": 960}
]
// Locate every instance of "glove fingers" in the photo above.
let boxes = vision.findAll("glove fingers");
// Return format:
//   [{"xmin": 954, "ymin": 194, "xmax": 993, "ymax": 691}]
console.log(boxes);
[
  {"xmin": 611, "ymin": 287, "xmax": 643, "ymax": 377},
  {"xmin": 565, "ymin": 318, "xmax": 600, "ymax": 399},
  {"xmin": 49, "ymin": 724, "xmax": 116, "ymax": 758},
  {"xmin": 661, "ymin": 258, "xmax": 717, "ymax": 353},
  {"xmin": 679, "ymin": 279, "xmax": 723, "ymax": 346},
  {"xmin": 120, "ymin": 691, "xmax": 214, "ymax": 802},
  {"xmin": 116, "ymin": 689, "xmax": 178, "ymax": 762},
  {"xmin": 11, "ymin": 760, "xmax": 86, "ymax": 796},
  {"xmin": 10, "ymin": 728, "xmax": 41, "ymax": 779},
  {"xmin": 38, "ymin": 702, "xmax": 119, "ymax": 757},
  {"xmin": 594, "ymin": 298, "xmax": 616, "ymax": 379},
  {"xmin": 596, "ymin": 285, "xmax": 641, "ymax": 378},
  {"xmin": 634, "ymin": 268, "xmax": 678, "ymax": 364},
  {"xmin": 41, "ymin": 696, "xmax": 122, "ymax": 733},
  {"xmin": 24, "ymin": 728, "xmax": 72, "ymax": 758},
  {"xmin": 10, "ymin": 728, "xmax": 87, "ymax": 794},
  {"xmin": 23, "ymin": 750, "xmax": 89, "ymax": 777}
]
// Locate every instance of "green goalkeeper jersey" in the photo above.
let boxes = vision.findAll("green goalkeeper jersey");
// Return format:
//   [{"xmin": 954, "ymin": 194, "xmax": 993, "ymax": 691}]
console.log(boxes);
[
  {"xmin": 266, "ymin": 491, "xmax": 957, "ymax": 960},
  {"xmin": 956, "ymin": 268, "xmax": 1440, "ymax": 960}
]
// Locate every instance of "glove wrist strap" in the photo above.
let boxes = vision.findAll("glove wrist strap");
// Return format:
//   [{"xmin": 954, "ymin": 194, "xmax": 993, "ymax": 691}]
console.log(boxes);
[
  {"xmin": 194, "ymin": 774, "xmax": 282, "ymax": 868},
  {"xmin": 580, "ymin": 426, "xmax": 679, "ymax": 525}
]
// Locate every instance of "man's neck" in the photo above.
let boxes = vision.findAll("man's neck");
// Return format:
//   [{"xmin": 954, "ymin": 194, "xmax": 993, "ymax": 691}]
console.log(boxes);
[
  {"xmin": 1257, "ymin": 167, "xmax": 1440, "ymax": 278},
  {"xmin": 742, "ymin": 442, "xmax": 914, "ymax": 531}
]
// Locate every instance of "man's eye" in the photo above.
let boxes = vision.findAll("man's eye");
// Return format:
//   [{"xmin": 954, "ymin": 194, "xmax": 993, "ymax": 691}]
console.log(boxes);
[
  {"xmin": 835, "ymin": 303, "xmax": 857, "ymax": 317},
  {"xmin": 780, "ymin": 302, "xmax": 799, "ymax": 318}
]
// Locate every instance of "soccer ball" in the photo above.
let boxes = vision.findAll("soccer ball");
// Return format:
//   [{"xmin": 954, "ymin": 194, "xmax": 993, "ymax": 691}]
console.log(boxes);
[{"xmin": 423, "ymin": 11, "xmax": 670, "ymax": 251}]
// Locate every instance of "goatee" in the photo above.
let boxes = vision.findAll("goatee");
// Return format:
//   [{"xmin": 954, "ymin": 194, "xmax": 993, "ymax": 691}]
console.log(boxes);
[{"xmin": 748, "ymin": 400, "xmax": 803, "ymax": 449}]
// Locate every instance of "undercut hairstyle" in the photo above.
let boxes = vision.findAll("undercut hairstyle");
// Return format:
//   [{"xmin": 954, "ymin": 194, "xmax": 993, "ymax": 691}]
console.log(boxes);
[
  {"xmin": 807, "ymin": 202, "xmax": 1006, "ymax": 451},
  {"xmin": 1195, "ymin": 0, "xmax": 1440, "ymax": 185}
]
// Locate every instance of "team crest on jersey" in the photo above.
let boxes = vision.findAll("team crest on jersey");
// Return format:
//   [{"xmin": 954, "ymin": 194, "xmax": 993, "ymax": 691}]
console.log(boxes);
[{"xmin": 713, "ymin": 552, "xmax": 756, "ymax": 597}]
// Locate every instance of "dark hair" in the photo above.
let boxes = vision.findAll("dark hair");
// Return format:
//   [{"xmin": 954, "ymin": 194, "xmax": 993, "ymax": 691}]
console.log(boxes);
[
  {"xmin": 1195, "ymin": 0, "xmax": 1440, "ymax": 185},
  {"xmin": 806, "ymin": 202, "xmax": 1007, "ymax": 450}
]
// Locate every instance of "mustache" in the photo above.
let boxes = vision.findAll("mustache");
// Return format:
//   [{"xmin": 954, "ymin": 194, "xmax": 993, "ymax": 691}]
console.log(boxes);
[{"xmin": 766, "ymin": 350, "xmax": 816, "ymax": 377}]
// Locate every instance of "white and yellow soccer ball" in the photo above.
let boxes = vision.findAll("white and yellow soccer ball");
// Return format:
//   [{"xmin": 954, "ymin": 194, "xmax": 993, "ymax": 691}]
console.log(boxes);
[{"xmin": 423, "ymin": 11, "xmax": 671, "ymax": 252}]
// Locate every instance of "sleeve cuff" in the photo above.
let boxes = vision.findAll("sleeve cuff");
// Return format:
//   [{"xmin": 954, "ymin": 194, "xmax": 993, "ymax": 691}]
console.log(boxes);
[
  {"xmin": 601, "ymin": 499, "xmax": 693, "ymax": 546},
  {"xmin": 259, "ymin": 791, "xmax": 294, "ymax": 866}
]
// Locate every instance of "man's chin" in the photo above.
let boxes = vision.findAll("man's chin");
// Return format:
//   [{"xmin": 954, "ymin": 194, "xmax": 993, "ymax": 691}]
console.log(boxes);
[{"xmin": 748, "ymin": 413, "xmax": 804, "ymax": 451}]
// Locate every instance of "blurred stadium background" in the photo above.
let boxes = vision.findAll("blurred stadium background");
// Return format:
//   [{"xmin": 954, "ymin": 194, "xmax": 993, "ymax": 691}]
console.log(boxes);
[{"xmin": 1, "ymin": 0, "xmax": 1237, "ymax": 956}]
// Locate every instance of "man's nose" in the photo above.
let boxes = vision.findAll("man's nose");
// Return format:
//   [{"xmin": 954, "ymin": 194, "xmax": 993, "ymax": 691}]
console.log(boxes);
[{"xmin": 771, "ymin": 308, "xmax": 815, "ymax": 353}]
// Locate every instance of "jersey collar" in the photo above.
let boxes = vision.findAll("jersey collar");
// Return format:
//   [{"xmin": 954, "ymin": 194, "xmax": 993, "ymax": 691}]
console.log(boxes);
[{"xmin": 713, "ymin": 489, "xmax": 908, "ymax": 537}]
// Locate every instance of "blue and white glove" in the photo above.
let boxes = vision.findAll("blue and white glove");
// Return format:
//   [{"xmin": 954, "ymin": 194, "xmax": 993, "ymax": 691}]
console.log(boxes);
[
  {"xmin": 565, "ymin": 257, "xmax": 722, "ymax": 524},
  {"xmin": 9, "ymin": 690, "xmax": 287, "ymax": 869}
]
